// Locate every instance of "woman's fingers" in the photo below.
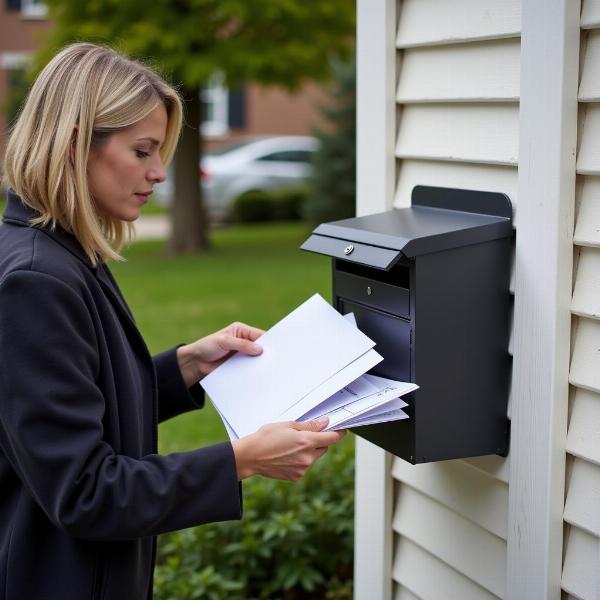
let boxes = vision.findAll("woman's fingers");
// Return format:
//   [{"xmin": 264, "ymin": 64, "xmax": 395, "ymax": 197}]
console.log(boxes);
[
  {"xmin": 226, "ymin": 322, "xmax": 265, "ymax": 342},
  {"xmin": 219, "ymin": 333, "xmax": 262, "ymax": 356}
]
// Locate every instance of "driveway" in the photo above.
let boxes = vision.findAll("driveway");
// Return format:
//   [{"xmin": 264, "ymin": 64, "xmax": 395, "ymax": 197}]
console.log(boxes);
[{"xmin": 134, "ymin": 215, "xmax": 170, "ymax": 240}]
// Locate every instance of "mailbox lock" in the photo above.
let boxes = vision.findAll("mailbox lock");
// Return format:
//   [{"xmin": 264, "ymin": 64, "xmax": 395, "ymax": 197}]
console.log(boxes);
[
  {"xmin": 344, "ymin": 244, "xmax": 354, "ymax": 255},
  {"xmin": 367, "ymin": 286, "xmax": 373, "ymax": 296}
]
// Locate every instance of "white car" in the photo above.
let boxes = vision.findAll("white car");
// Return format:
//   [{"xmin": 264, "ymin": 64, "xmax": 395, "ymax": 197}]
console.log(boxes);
[{"xmin": 154, "ymin": 136, "xmax": 319, "ymax": 220}]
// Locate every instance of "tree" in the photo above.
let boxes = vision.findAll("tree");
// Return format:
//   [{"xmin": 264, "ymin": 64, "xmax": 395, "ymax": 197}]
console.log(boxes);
[
  {"xmin": 38, "ymin": 0, "xmax": 355, "ymax": 253},
  {"xmin": 304, "ymin": 56, "xmax": 355, "ymax": 224}
]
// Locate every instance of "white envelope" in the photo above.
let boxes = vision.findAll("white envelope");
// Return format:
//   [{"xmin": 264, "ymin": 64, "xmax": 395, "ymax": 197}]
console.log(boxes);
[{"xmin": 201, "ymin": 294, "xmax": 377, "ymax": 437}]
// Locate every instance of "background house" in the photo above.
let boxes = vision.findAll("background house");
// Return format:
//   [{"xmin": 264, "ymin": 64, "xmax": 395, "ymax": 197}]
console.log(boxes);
[
  {"xmin": 354, "ymin": 1, "xmax": 598, "ymax": 598},
  {"xmin": 0, "ymin": 1, "xmax": 328, "ymax": 163}
]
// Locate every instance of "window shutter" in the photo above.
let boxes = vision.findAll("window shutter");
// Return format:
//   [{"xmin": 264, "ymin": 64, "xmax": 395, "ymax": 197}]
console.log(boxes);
[{"xmin": 227, "ymin": 87, "xmax": 246, "ymax": 129}]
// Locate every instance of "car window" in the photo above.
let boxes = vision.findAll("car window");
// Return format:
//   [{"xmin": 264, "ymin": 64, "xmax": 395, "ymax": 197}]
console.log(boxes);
[
  {"xmin": 256, "ymin": 150, "xmax": 314, "ymax": 164},
  {"xmin": 206, "ymin": 140, "xmax": 256, "ymax": 156}
]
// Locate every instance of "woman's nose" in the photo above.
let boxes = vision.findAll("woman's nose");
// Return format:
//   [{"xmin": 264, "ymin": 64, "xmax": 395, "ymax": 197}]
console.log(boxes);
[{"xmin": 148, "ymin": 158, "xmax": 166, "ymax": 183}]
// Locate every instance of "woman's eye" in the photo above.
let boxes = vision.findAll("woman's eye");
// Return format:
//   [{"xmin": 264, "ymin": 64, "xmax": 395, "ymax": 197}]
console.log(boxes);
[{"xmin": 135, "ymin": 150, "xmax": 150, "ymax": 158}]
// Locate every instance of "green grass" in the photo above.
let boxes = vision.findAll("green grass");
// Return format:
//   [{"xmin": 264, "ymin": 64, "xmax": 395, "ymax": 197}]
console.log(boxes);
[
  {"xmin": 140, "ymin": 199, "xmax": 169, "ymax": 215},
  {"xmin": 0, "ymin": 197, "xmax": 6, "ymax": 215},
  {"xmin": 111, "ymin": 222, "xmax": 331, "ymax": 454}
]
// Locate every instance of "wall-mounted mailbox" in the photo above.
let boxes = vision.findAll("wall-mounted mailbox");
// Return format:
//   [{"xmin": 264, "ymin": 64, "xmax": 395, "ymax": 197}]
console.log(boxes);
[{"xmin": 301, "ymin": 186, "xmax": 513, "ymax": 463}]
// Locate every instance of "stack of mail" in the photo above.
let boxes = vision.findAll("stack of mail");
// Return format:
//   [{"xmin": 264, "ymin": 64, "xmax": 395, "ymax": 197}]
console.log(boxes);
[{"xmin": 200, "ymin": 294, "xmax": 418, "ymax": 440}]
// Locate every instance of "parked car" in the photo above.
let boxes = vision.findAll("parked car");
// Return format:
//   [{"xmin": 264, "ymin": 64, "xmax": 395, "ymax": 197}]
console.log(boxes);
[{"xmin": 153, "ymin": 135, "xmax": 319, "ymax": 220}]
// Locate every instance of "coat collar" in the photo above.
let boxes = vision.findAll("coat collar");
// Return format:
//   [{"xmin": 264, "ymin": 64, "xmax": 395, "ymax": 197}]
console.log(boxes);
[
  {"xmin": 3, "ymin": 188, "xmax": 96, "ymax": 270},
  {"xmin": 3, "ymin": 189, "xmax": 147, "ymax": 348}
]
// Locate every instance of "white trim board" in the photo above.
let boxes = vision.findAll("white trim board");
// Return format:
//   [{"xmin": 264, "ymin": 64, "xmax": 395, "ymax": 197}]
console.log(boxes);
[
  {"xmin": 507, "ymin": 1, "xmax": 578, "ymax": 598},
  {"xmin": 354, "ymin": 1, "xmax": 397, "ymax": 599}
]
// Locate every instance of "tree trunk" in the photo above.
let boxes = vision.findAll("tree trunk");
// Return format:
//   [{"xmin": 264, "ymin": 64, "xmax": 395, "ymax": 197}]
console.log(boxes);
[{"xmin": 168, "ymin": 85, "xmax": 210, "ymax": 254}]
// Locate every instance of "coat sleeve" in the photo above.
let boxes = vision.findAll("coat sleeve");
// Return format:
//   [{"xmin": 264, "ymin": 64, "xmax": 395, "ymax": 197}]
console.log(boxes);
[
  {"xmin": 0, "ymin": 270, "xmax": 242, "ymax": 541},
  {"xmin": 153, "ymin": 347, "xmax": 205, "ymax": 423}
]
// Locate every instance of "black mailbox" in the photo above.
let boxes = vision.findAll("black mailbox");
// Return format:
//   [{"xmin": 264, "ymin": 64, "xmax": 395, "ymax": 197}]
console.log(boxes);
[{"xmin": 301, "ymin": 186, "xmax": 513, "ymax": 463}]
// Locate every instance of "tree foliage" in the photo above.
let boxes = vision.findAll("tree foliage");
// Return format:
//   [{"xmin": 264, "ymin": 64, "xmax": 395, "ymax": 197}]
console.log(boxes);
[
  {"xmin": 37, "ymin": 0, "xmax": 356, "ymax": 252},
  {"xmin": 304, "ymin": 57, "xmax": 356, "ymax": 224}
]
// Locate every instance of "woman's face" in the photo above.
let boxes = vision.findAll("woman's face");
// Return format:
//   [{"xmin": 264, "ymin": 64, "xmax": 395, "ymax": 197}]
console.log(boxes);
[{"xmin": 87, "ymin": 103, "xmax": 168, "ymax": 222}]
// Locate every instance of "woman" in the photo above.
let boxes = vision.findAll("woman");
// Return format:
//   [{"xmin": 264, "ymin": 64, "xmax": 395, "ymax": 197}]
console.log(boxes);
[{"xmin": 0, "ymin": 43, "xmax": 344, "ymax": 600}]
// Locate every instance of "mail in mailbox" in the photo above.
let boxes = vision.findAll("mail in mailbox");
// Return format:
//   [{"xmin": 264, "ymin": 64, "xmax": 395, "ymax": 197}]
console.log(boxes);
[{"xmin": 301, "ymin": 185, "xmax": 513, "ymax": 464}]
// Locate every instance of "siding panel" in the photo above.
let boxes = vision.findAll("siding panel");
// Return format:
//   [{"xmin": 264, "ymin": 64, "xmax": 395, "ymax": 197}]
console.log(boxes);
[
  {"xmin": 562, "ymin": 7, "xmax": 600, "ymax": 597},
  {"xmin": 579, "ymin": 30, "xmax": 600, "ymax": 100},
  {"xmin": 395, "ymin": 104, "xmax": 519, "ymax": 165},
  {"xmin": 393, "ymin": 536, "xmax": 500, "ymax": 600},
  {"xmin": 561, "ymin": 526, "xmax": 600, "ymax": 598},
  {"xmin": 572, "ymin": 247, "xmax": 600, "ymax": 318},
  {"xmin": 566, "ymin": 388, "xmax": 600, "ymax": 465},
  {"xmin": 463, "ymin": 455, "xmax": 510, "ymax": 485},
  {"xmin": 397, "ymin": 40, "xmax": 520, "ymax": 103},
  {"xmin": 394, "ymin": 585, "xmax": 421, "ymax": 600},
  {"xmin": 576, "ymin": 104, "xmax": 600, "ymax": 174},
  {"xmin": 392, "ymin": 485, "xmax": 506, "ymax": 597},
  {"xmin": 573, "ymin": 176, "xmax": 600, "ymax": 247},
  {"xmin": 582, "ymin": 0, "xmax": 600, "ymax": 30},
  {"xmin": 569, "ymin": 318, "xmax": 600, "ymax": 393},
  {"xmin": 396, "ymin": 0, "xmax": 520, "ymax": 48},
  {"xmin": 394, "ymin": 160, "xmax": 518, "ymax": 209},
  {"xmin": 391, "ymin": 459, "xmax": 508, "ymax": 539},
  {"xmin": 563, "ymin": 457, "xmax": 600, "ymax": 535},
  {"xmin": 392, "ymin": 5, "xmax": 519, "ymax": 599}
]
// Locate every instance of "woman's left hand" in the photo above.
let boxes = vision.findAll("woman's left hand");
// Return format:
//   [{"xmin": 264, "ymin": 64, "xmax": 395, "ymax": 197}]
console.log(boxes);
[{"xmin": 176, "ymin": 322, "xmax": 264, "ymax": 387}]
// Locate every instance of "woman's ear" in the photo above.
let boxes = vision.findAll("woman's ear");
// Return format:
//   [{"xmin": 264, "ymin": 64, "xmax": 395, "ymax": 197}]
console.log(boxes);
[{"xmin": 69, "ymin": 124, "xmax": 79, "ymax": 165}]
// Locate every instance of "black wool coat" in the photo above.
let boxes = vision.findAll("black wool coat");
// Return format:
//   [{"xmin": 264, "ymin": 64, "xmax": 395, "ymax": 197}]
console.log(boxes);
[{"xmin": 0, "ymin": 190, "xmax": 242, "ymax": 600}]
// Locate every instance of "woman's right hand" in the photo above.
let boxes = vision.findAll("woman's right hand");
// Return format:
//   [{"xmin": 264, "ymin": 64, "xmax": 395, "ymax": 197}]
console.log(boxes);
[{"xmin": 231, "ymin": 418, "xmax": 346, "ymax": 481}]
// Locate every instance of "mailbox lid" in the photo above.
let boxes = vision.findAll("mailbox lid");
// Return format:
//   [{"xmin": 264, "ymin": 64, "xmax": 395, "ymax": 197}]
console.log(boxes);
[
  {"xmin": 301, "ymin": 186, "xmax": 513, "ymax": 263},
  {"xmin": 301, "ymin": 234, "xmax": 403, "ymax": 270}
]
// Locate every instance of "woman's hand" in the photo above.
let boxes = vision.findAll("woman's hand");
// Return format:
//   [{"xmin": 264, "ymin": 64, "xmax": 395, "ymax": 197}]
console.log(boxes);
[
  {"xmin": 231, "ymin": 418, "xmax": 346, "ymax": 481},
  {"xmin": 176, "ymin": 322, "xmax": 264, "ymax": 387}
]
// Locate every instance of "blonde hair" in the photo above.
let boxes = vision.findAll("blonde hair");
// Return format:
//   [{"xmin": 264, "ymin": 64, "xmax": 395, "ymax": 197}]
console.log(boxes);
[{"xmin": 2, "ymin": 42, "xmax": 182, "ymax": 265}]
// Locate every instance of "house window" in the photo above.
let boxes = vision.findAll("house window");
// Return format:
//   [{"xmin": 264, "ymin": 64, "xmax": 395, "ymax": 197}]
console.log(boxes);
[
  {"xmin": 201, "ymin": 73, "xmax": 229, "ymax": 138},
  {"xmin": 5, "ymin": 0, "xmax": 47, "ymax": 17},
  {"xmin": 200, "ymin": 74, "xmax": 247, "ymax": 137},
  {"xmin": 21, "ymin": 0, "xmax": 47, "ymax": 17}
]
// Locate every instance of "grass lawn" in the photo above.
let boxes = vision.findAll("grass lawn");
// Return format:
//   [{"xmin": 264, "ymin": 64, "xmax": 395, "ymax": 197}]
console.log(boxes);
[
  {"xmin": 0, "ymin": 196, "xmax": 164, "ymax": 216},
  {"xmin": 111, "ymin": 222, "xmax": 332, "ymax": 454}
]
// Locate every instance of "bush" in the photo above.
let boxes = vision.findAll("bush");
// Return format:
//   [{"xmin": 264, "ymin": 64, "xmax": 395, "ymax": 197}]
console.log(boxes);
[
  {"xmin": 232, "ymin": 190, "xmax": 274, "ymax": 223},
  {"xmin": 232, "ymin": 188, "xmax": 309, "ymax": 223},
  {"xmin": 270, "ymin": 187, "xmax": 310, "ymax": 221},
  {"xmin": 154, "ymin": 441, "xmax": 354, "ymax": 600}
]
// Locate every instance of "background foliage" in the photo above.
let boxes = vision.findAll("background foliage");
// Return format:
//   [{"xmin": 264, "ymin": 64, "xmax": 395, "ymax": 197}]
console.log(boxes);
[
  {"xmin": 39, "ymin": 0, "xmax": 356, "ymax": 252},
  {"xmin": 154, "ymin": 441, "xmax": 354, "ymax": 600},
  {"xmin": 304, "ymin": 58, "xmax": 356, "ymax": 224}
]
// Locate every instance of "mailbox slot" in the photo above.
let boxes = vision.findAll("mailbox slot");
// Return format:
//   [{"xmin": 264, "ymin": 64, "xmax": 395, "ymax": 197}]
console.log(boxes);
[
  {"xmin": 338, "ymin": 299, "xmax": 412, "ymax": 381},
  {"xmin": 335, "ymin": 260, "xmax": 411, "ymax": 318}
]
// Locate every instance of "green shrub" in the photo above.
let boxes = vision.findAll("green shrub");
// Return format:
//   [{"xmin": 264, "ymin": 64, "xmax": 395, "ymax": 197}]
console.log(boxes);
[
  {"xmin": 270, "ymin": 187, "xmax": 309, "ymax": 221},
  {"xmin": 232, "ymin": 188, "xmax": 309, "ymax": 223},
  {"xmin": 232, "ymin": 190, "xmax": 273, "ymax": 223},
  {"xmin": 154, "ymin": 440, "xmax": 354, "ymax": 600}
]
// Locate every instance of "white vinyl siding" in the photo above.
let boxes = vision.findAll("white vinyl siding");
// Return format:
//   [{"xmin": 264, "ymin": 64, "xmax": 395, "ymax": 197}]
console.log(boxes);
[
  {"xmin": 390, "ymin": 1, "xmax": 519, "ymax": 597},
  {"xmin": 563, "ymin": 11, "xmax": 600, "ymax": 595}
]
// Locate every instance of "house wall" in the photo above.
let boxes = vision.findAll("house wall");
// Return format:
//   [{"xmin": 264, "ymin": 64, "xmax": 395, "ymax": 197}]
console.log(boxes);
[
  {"xmin": 0, "ymin": 4, "xmax": 51, "ymax": 163},
  {"xmin": 357, "ymin": 1, "xmax": 600, "ymax": 599},
  {"xmin": 562, "ymin": 1, "xmax": 600, "ymax": 597},
  {"xmin": 389, "ymin": 2, "xmax": 520, "ymax": 597}
]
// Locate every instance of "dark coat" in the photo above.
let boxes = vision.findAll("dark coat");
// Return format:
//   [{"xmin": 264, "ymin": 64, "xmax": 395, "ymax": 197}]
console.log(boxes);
[{"xmin": 0, "ymin": 190, "xmax": 242, "ymax": 600}]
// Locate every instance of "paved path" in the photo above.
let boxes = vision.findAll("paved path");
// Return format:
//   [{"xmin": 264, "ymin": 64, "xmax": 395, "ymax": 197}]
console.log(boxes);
[{"xmin": 134, "ymin": 215, "xmax": 170, "ymax": 240}]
